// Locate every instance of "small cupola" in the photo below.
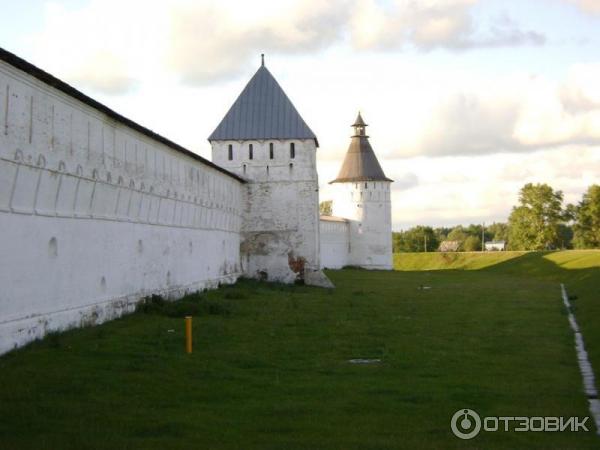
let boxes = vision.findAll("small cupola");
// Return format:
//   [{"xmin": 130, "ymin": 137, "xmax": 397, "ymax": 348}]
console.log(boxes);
[
  {"xmin": 352, "ymin": 112, "xmax": 367, "ymax": 136},
  {"xmin": 330, "ymin": 112, "xmax": 393, "ymax": 184}
]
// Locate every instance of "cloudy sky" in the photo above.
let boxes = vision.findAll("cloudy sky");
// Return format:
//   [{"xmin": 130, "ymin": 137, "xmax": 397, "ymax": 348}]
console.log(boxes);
[{"xmin": 1, "ymin": 0, "xmax": 599, "ymax": 230}]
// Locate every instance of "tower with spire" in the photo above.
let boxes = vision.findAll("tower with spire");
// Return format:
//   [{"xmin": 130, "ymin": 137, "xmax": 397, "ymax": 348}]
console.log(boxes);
[
  {"xmin": 209, "ymin": 56, "xmax": 329, "ymax": 286},
  {"xmin": 329, "ymin": 112, "xmax": 393, "ymax": 270}
]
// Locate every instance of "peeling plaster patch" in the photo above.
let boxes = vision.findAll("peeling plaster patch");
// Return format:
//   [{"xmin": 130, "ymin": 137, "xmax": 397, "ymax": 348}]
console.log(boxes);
[
  {"xmin": 81, "ymin": 308, "xmax": 100, "ymax": 327},
  {"xmin": 241, "ymin": 232, "xmax": 281, "ymax": 256},
  {"xmin": 288, "ymin": 253, "xmax": 306, "ymax": 276}
]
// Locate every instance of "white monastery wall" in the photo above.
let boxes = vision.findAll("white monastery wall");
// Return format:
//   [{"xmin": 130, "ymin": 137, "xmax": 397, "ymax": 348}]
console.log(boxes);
[
  {"xmin": 319, "ymin": 218, "xmax": 349, "ymax": 269},
  {"xmin": 331, "ymin": 181, "xmax": 393, "ymax": 269},
  {"xmin": 0, "ymin": 60, "xmax": 244, "ymax": 354},
  {"xmin": 212, "ymin": 139, "xmax": 320, "ymax": 282}
]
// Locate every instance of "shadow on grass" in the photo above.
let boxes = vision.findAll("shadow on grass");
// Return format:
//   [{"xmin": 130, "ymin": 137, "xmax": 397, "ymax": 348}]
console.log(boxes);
[{"xmin": 482, "ymin": 250, "xmax": 600, "ymax": 283}]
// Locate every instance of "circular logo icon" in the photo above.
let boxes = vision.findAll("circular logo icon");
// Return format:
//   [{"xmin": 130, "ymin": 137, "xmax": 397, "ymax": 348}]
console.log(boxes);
[{"xmin": 451, "ymin": 409, "xmax": 482, "ymax": 440}]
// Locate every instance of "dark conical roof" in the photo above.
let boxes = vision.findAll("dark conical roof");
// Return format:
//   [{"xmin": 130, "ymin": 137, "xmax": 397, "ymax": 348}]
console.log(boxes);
[
  {"xmin": 208, "ymin": 62, "xmax": 318, "ymax": 146},
  {"xmin": 352, "ymin": 112, "xmax": 367, "ymax": 127},
  {"xmin": 330, "ymin": 113, "xmax": 392, "ymax": 183}
]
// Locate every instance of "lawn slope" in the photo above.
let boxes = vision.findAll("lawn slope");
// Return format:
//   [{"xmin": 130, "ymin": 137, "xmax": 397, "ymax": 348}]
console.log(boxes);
[{"xmin": 394, "ymin": 250, "xmax": 527, "ymax": 271}]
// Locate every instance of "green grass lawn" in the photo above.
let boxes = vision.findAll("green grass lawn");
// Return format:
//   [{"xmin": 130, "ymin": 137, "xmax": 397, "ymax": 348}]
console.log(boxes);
[
  {"xmin": 395, "ymin": 250, "xmax": 600, "ymax": 378},
  {"xmin": 0, "ymin": 251, "xmax": 599, "ymax": 449}
]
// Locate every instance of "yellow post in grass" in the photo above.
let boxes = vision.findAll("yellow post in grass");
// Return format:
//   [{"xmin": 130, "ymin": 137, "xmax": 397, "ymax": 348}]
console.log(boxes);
[{"xmin": 185, "ymin": 316, "xmax": 192, "ymax": 354}]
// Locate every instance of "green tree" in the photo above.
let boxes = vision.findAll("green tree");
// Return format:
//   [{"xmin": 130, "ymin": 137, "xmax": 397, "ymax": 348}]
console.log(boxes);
[
  {"xmin": 572, "ymin": 185, "xmax": 600, "ymax": 249},
  {"xmin": 486, "ymin": 222, "xmax": 508, "ymax": 241},
  {"xmin": 507, "ymin": 183, "xmax": 564, "ymax": 250},
  {"xmin": 393, "ymin": 226, "xmax": 438, "ymax": 252},
  {"xmin": 434, "ymin": 227, "xmax": 451, "ymax": 243},
  {"xmin": 463, "ymin": 235, "xmax": 482, "ymax": 252},
  {"xmin": 319, "ymin": 200, "xmax": 332, "ymax": 216},
  {"xmin": 557, "ymin": 224, "xmax": 574, "ymax": 249},
  {"xmin": 447, "ymin": 226, "xmax": 469, "ymax": 245}
]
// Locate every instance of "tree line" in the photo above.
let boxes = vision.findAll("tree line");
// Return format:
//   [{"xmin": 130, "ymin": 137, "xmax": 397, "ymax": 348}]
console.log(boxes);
[{"xmin": 393, "ymin": 183, "xmax": 600, "ymax": 252}]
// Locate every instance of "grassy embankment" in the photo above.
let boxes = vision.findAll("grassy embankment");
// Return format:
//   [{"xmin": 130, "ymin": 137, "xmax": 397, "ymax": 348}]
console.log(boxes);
[
  {"xmin": 395, "ymin": 250, "xmax": 600, "ymax": 378},
  {"xmin": 0, "ymin": 251, "xmax": 598, "ymax": 449}
]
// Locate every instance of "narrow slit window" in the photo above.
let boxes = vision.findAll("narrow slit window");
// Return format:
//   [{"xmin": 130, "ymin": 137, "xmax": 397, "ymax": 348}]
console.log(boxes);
[
  {"xmin": 290, "ymin": 143, "xmax": 295, "ymax": 159},
  {"xmin": 228, "ymin": 144, "xmax": 233, "ymax": 160},
  {"xmin": 249, "ymin": 144, "xmax": 253, "ymax": 160},
  {"xmin": 269, "ymin": 143, "xmax": 274, "ymax": 160}
]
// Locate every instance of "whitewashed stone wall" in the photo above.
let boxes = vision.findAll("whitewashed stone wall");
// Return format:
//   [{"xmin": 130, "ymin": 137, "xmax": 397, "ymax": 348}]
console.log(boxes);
[
  {"xmin": 0, "ymin": 60, "xmax": 244, "ymax": 354},
  {"xmin": 319, "ymin": 217, "xmax": 349, "ymax": 269},
  {"xmin": 212, "ymin": 139, "xmax": 320, "ymax": 282},
  {"xmin": 330, "ymin": 181, "xmax": 393, "ymax": 269}
]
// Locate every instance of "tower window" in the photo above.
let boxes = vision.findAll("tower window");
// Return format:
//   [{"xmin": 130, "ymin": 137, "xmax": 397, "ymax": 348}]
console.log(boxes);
[
  {"xmin": 228, "ymin": 144, "xmax": 233, "ymax": 160},
  {"xmin": 249, "ymin": 144, "xmax": 253, "ymax": 160},
  {"xmin": 269, "ymin": 143, "xmax": 274, "ymax": 160},
  {"xmin": 243, "ymin": 164, "xmax": 247, "ymax": 174},
  {"xmin": 365, "ymin": 182, "xmax": 368, "ymax": 189},
  {"xmin": 290, "ymin": 143, "xmax": 295, "ymax": 159}
]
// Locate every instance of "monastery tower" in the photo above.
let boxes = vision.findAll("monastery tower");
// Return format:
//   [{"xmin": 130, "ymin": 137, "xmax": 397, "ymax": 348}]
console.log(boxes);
[
  {"xmin": 209, "ymin": 57, "xmax": 327, "ymax": 285},
  {"xmin": 329, "ymin": 113, "xmax": 393, "ymax": 269}
]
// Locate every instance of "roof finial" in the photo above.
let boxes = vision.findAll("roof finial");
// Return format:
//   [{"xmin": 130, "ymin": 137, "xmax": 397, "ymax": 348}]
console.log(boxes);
[
  {"xmin": 261, "ymin": 53, "xmax": 265, "ymax": 67},
  {"xmin": 352, "ymin": 111, "xmax": 367, "ymax": 127}
]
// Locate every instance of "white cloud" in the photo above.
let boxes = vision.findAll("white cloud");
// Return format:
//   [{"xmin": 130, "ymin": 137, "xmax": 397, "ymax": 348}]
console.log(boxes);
[
  {"xmin": 386, "ymin": 146, "xmax": 600, "ymax": 229},
  {"xmin": 352, "ymin": 0, "xmax": 474, "ymax": 50},
  {"xmin": 560, "ymin": 63, "xmax": 600, "ymax": 112},
  {"xmin": 66, "ymin": 51, "xmax": 138, "ymax": 95},
  {"xmin": 418, "ymin": 91, "xmax": 520, "ymax": 155},
  {"xmin": 565, "ymin": 0, "xmax": 600, "ymax": 15},
  {"xmin": 30, "ymin": 0, "xmax": 546, "ymax": 90},
  {"xmin": 390, "ymin": 171, "xmax": 420, "ymax": 191},
  {"xmin": 167, "ymin": 0, "xmax": 350, "ymax": 84},
  {"xmin": 32, "ymin": 0, "xmax": 168, "ymax": 94},
  {"xmin": 350, "ymin": 0, "xmax": 544, "ymax": 51},
  {"xmin": 408, "ymin": 67, "xmax": 600, "ymax": 157},
  {"xmin": 166, "ymin": 0, "xmax": 544, "ymax": 83}
]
